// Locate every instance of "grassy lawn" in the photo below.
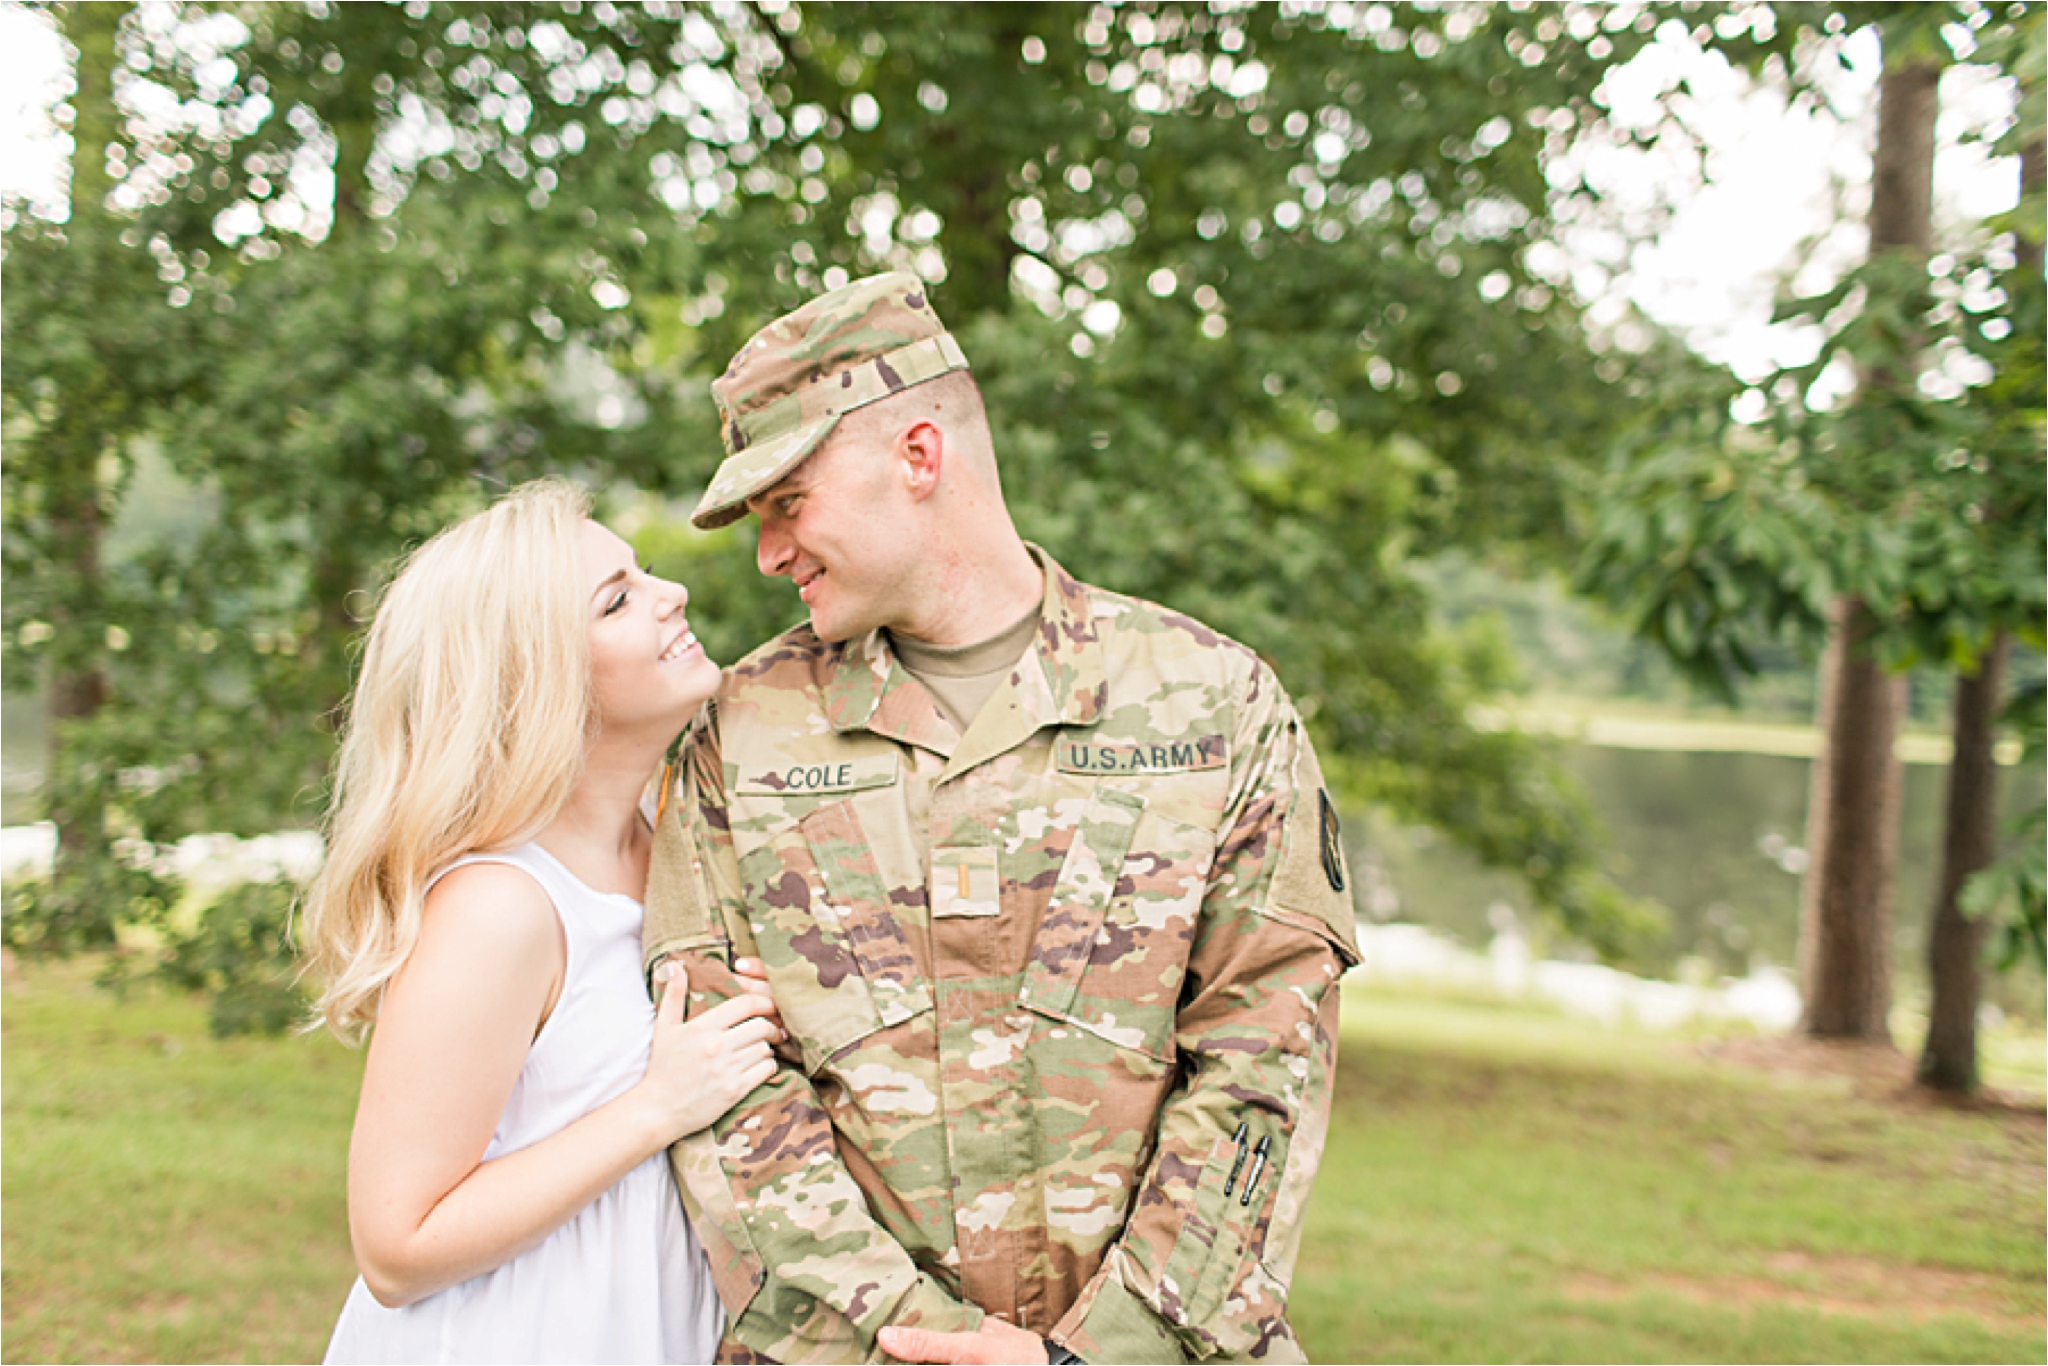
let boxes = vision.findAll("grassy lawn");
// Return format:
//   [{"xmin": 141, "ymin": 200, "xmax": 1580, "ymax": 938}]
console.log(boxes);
[
  {"xmin": 2, "ymin": 959, "xmax": 362, "ymax": 1364},
  {"xmin": 1295, "ymin": 986, "xmax": 2047, "ymax": 1364},
  {"xmin": 4, "ymin": 961, "xmax": 2042, "ymax": 1363}
]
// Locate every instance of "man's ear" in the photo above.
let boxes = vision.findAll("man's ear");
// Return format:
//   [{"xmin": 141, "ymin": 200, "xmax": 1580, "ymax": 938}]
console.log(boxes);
[{"xmin": 897, "ymin": 419, "xmax": 944, "ymax": 502}]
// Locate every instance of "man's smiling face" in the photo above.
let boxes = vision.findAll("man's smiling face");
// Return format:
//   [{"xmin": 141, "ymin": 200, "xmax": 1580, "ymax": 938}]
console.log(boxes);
[{"xmin": 745, "ymin": 425, "xmax": 918, "ymax": 645}]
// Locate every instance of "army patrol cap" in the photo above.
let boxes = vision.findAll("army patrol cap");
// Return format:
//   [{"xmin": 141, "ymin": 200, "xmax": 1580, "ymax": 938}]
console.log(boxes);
[{"xmin": 691, "ymin": 271, "xmax": 971, "ymax": 530}]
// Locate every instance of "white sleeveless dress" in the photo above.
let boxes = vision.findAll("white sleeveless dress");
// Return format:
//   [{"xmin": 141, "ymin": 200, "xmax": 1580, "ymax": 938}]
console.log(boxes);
[{"xmin": 323, "ymin": 843, "xmax": 723, "ymax": 1365}]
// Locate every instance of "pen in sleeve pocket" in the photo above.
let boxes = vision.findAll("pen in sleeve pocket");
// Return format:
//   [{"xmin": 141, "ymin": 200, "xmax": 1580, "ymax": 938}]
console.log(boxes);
[
  {"xmin": 1240, "ymin": 1135, "xmax": 1272, "ymax": 1206},
  {"xmin": 1222, "ymin": 1121, "xmax": 1251, "ymax": 1197}
]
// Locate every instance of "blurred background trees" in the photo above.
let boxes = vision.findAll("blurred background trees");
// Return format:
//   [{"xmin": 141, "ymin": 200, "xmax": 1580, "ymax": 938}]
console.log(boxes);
[
  {"xmin": 3, "ymin": 1, "xmax": 2040, "ymax": 1092},
  {"xmin": 1579, "ymin": 0, "xmax": 2044, "ymax": 1090}
]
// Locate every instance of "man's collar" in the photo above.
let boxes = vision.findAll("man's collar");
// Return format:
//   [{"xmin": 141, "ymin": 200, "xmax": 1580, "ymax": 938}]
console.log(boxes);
[
  {"xmin": 1025, "ymin": 544, "xmax": 1108, "ymax": 729},
  {"xmin": 820, "ymin": 624, "xmax": 897, "ymax": 735},
  {"xmin": 820, "ymin": 544, "xmax": 1105, "ymax": 740}
]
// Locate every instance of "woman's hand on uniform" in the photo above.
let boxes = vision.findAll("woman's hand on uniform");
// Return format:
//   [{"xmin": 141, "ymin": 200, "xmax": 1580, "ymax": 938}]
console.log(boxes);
[
  {"xmin": 638, "ymin": 962, "xmax": 783, "ymax": 1141},
  {"xmin": 731, "ymin": 957, "xmax": 782, "ymax": 1021}
]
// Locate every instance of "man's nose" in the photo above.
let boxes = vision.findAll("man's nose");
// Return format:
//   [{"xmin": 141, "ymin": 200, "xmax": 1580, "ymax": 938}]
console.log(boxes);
[{"xmin": 756, "ymin": 520, "xmax": 793, "ymax": 577}]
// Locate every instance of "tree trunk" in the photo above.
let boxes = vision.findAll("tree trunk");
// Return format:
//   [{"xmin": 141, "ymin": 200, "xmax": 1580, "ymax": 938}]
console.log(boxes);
[
  {"xmin": 1917, "ymin": 635, "xmax": 2010, "ymax": 1092},
  {"xmin": 1794, "ymin": 43, "xmax": 1940, "ymax": 1043},
  {"xmin": 46, "ymin": 2, "xmax": 123, "ymax": 867},
  {"xmin": 923, "ymin": 11, "xmax": 1032, "ymax": 319},
  {"xmin": 937, "ymin": 149, "xmax": 1022, "ymax": 321},
  {"xmin": 1867, "ymin": 54, "xmax": 1937, "ymax": 262},
  {"xmin": 1794, "ymin": 601, "xmax": 1836, "ymax": 999},
  {"xmin": 1798, "ymin": 600, "xmax": 1907, "ymax": 1037},
  {"xmin": 1915, "ymin": 111, "xmax": 2043, "ymax": 1093},
  {"xmin": 305, "ymin": 92, "xmax": 374, "ymax": 725},
  {"xmin": 46, "ymin": 484, "xmax": 107, "ymax": 864}
]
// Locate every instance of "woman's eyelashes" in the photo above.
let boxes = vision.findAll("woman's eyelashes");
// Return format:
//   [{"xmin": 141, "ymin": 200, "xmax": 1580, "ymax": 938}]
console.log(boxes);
[{"xmin": 601, "ymin": 564, "xmax": 651, "ymax": 618}]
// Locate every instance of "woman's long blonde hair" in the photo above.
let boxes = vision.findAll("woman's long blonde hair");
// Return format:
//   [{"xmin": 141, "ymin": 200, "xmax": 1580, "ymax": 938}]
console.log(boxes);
[{"xmin": 302, "ymin": 479, "xmax": 593, "ymax": 1043}]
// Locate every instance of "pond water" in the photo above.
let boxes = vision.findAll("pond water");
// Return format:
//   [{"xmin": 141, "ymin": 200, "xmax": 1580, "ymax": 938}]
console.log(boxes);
[{"xmin": 1355, "ymin": 743, "xmax": 2045, "ymax": 1011}]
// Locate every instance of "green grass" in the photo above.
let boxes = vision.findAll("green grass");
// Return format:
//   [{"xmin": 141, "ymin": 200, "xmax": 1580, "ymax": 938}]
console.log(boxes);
[
  {"xmin": 4, "ymin": 963, "xmax": 2042, "ymax": 1364},
  {"xmin": 3, "ymin": 959, "xmax": 363, "ymax": 1364},
  {"xmin": 1295, "ymin": 984, "xmax": 2047, "ymax": 1363}
]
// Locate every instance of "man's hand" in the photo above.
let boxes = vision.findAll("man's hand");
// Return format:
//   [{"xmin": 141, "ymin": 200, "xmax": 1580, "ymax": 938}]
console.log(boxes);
[{"xmin": 878, "ymin": 1319, "xmax": 1050, "ymax": 1365}]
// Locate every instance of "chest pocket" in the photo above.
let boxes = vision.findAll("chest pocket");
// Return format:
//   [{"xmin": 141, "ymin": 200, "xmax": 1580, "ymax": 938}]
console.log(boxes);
[
  {"xmin": 738, "ymin": 797, "xmax": 932, "ymax": 1074},
  {"xmin": 1020, "ymin": 785, "xmax": 1216, "ymax": 1063}
]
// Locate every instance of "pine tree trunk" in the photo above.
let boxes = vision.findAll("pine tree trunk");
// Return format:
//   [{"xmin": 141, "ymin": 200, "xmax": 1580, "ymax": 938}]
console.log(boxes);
[{"xmin": 1917, "ymin": 635, "xmax": 2010, "ymax": 1092}]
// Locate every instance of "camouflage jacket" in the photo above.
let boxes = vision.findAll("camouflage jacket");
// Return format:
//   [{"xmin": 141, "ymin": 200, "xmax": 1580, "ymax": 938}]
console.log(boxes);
[{"xmin": 644, "ymin": 549, "xmax": 1361, "ymax": 1365}]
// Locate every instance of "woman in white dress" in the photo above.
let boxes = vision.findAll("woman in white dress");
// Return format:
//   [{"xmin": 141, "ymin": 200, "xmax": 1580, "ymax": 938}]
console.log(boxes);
[{"xmin": 302, "ymin": 479, "xmax": 777, "ymax": 1364}]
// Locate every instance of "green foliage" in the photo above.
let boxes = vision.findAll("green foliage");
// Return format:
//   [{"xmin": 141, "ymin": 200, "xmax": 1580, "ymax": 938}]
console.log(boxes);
[
  {"xmin": 1, "ymin": 856, "xmax": 177, "ymax": 958},
  {"xmin": 1580, "ymin": 245, "xmax": 2044, "ymax": 695},
  {"xmin": 1578, "ymin": 407, "xmax": 1840, "ymax": 702},
  {"xmin": 149, "ymin": 879, "xmax": 309, "ymax": 1038},
  {"xmin": 4, "ymin": 2, "xmax": 1854, "ymax": 1016},
  {"xmin": 1585, "ymin": 3, "xmax": 2044, "ymax": 669},
  {"xmin": 1961, "ymin": 677, "xmax": 2048, "ymax": 972},
  {"xmin": 0, "ymin": 215, "xmax": 208, "ymax": 689}
]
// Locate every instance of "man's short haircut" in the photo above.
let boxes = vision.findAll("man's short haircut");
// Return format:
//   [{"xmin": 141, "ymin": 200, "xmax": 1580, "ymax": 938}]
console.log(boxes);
[{"xmin": 839, "ymin": 368, "xmax": 992, "ymax": 454}]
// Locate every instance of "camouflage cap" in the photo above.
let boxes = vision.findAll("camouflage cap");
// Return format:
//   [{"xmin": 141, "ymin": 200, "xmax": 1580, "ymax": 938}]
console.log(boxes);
[{"xmin": 692, "ymin": 271, "xmax": 970, "ymax": 530}]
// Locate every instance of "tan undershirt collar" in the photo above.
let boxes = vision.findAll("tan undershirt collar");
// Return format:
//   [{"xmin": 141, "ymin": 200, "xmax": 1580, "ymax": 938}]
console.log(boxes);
[{"xmin": 889, "ymin": 603, "xmax": 1043, "ymax": 736}]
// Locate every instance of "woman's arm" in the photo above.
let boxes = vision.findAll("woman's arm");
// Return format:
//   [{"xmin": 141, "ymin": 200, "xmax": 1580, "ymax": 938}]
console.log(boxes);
[{"xmin": 345, "ymin": 862, "xmax": 778, "ymax": 1308}]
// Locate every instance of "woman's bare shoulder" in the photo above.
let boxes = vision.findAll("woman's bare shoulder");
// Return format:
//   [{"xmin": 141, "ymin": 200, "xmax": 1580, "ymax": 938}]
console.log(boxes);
[{"xmin": 417, "ymin": 859, "xmax": 560, "ymax": 961}]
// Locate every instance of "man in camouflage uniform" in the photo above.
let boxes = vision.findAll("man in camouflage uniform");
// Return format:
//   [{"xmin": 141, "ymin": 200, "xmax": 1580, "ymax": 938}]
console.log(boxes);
[{"xmin": 644, "ymin": 272, "xmax": 1360, "ymax": 1365}]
